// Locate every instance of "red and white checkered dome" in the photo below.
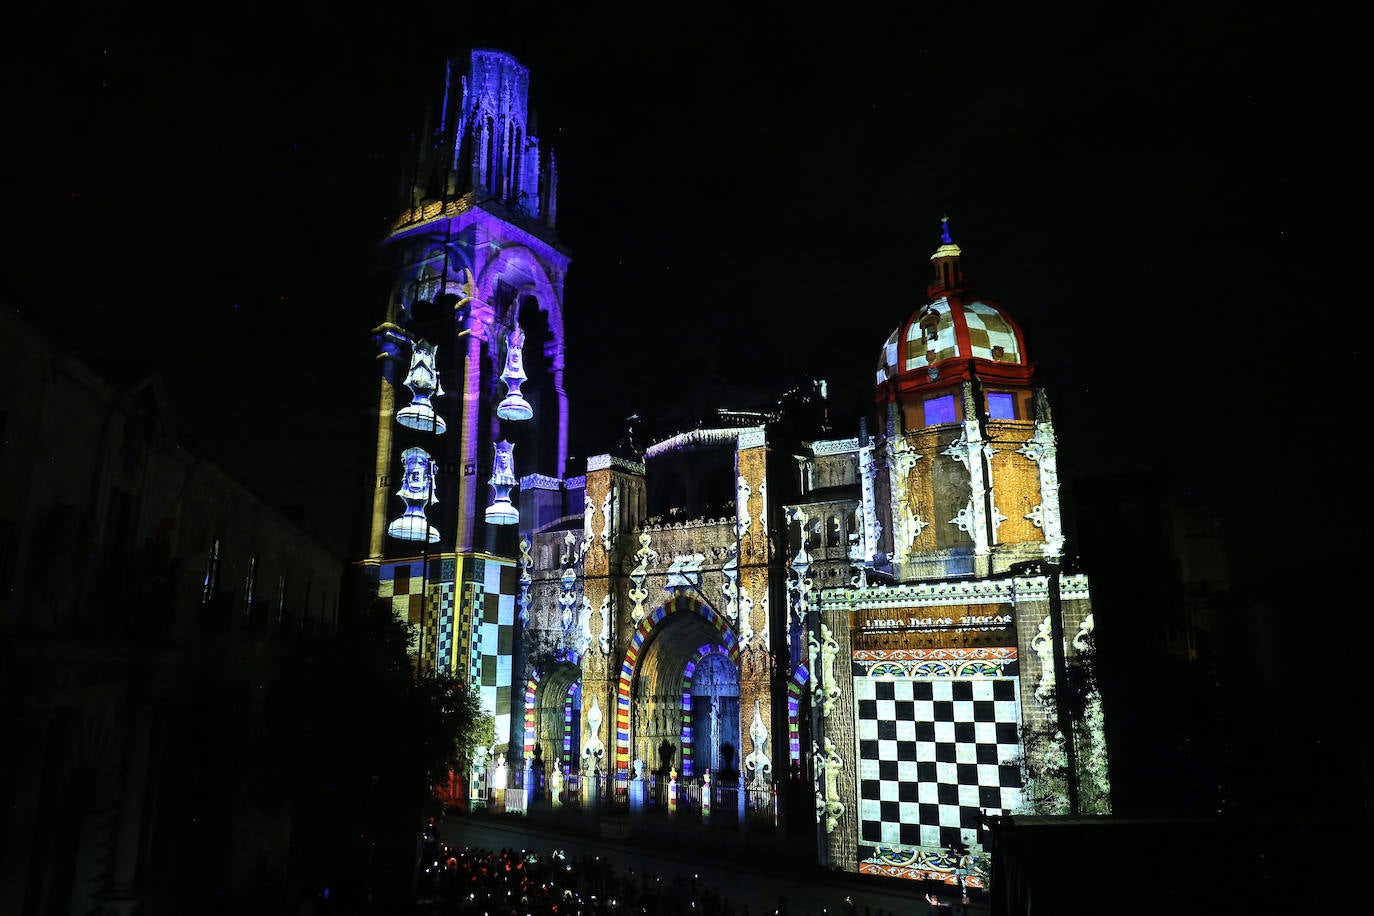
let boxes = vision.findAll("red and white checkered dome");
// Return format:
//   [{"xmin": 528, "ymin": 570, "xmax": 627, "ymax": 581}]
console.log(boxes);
[{"xmin": 876, "ymin": 220, "xmax": 1030, "ymax": 392}]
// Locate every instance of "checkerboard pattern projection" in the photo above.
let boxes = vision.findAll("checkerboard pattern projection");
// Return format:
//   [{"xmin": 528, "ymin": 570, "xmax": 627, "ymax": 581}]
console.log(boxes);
[
  {"xmin": 470, "ymin": 558, "xmax": 518, "ymax": 748},
  {"xmin": 857, "ymin": 677, "xmax": 1023, "ymax": 850}
]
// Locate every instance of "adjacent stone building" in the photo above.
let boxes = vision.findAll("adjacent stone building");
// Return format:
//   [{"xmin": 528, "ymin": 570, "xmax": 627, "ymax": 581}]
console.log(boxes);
[{"xmin": 0, "ymin": 309, "xmax": 345, "ymax": 913}]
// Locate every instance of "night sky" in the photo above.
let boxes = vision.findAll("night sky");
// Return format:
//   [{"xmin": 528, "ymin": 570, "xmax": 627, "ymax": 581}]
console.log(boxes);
[{"xmin": 2, "ymin": 8, "xmax": 1357, "ymax": 584}]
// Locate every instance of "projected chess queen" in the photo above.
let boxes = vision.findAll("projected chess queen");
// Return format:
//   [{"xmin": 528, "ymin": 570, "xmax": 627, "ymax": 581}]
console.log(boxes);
[
  {"xmin": 396, "ymin": 339, "xmax": 447, "ymax": 434},
  {"xmin": 485, "ymin": 440, "xmax": 519, "ymax": 525},
  {"xmin": 387, "ymin": 447, "xmax": 441, "ymax": 543},
  {"xmin": 496, "ymin": 323, "xmax": 532, "ymax": 421}
]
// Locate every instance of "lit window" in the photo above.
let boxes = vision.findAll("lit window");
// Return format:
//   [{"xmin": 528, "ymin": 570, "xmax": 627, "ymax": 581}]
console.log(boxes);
[
  {"xmin": 988, "ymin": 392, "xmax": 1016, "ymax": 420},
  {"xmin": 924, "ymin": 395, "xmax": 957, "ymax": 425}
]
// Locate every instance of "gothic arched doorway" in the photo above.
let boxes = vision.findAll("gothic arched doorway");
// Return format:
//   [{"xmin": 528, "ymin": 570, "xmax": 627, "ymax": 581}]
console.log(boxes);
[
  {"xmin": 688, "ymin": 647, "xmax": 740, "ymax": 779},
  {"xmin": 618, "ymin": 591, "xmax": 740, "ymax": 779},
  {"xmin": 530, "ymin": 660, "xmax": 581, "ymax": 780}
]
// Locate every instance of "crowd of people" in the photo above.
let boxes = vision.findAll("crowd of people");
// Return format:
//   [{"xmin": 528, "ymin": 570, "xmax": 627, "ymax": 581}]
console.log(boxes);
[
  {"xmin": 415, "ymin": 838, "xmax": 751, "ymax": 915},
  {"xmin": 411, "ymin": 823, "xmax": 960, "ymax": 916}
]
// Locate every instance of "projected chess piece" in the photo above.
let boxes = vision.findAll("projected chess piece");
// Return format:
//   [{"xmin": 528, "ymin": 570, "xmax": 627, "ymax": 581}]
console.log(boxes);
[
  {"xmin": 387, "ymin": 447, "xmax": 440, "ymax": 542},
  {"xmin": 396, "ymin": 338, "xmax": 447, "ymax": 433},
  {"xmin": 484, "ymin": 439, "xmax": 519, "ymax": 524},
  {"xmin": 496, "ymin": 323, "xmax": 532, "ymax": 420}
]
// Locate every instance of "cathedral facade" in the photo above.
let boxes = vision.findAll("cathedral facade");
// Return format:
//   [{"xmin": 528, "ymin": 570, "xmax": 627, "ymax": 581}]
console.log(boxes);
[{"xmin": 362, "ymin": 48, "xmax": 1111, "ymax": 889}]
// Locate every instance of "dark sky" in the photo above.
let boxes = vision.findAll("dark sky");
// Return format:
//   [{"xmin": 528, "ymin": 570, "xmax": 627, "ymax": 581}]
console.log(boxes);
[{"xmin": 2, "ymin": 8, "xmax": 1357, "ymax": 583}]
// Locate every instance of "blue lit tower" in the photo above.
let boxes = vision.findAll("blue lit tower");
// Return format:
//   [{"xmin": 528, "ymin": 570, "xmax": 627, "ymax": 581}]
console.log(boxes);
[{"xmin": 365, "ymin": 49, "xmax": 569, "ymax": 755}]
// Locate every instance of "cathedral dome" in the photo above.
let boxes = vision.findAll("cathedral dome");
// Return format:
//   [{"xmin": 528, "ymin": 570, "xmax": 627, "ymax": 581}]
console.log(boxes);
[{"xmin": 876, "ymin": 219, "xmax": 1031, "ymax": 394}]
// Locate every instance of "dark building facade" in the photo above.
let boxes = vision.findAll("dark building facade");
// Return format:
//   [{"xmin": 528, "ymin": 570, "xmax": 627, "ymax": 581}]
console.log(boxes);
[{"xmin": 0, "ymin": 309, "xmax": 346, "ymax": 913}]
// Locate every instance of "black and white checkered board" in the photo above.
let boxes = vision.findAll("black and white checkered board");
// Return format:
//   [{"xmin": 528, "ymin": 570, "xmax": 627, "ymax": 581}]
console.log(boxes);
[{"xmin": 857, "ymin": 677, "xmax": 1023, "ymax": 849}]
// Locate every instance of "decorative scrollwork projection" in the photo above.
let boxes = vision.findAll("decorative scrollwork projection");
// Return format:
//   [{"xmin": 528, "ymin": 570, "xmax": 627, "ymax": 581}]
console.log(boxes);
[
  {"xmin": 814, "ymin": 737, "xmax": 845, "ymax": 833},
  {"xmin": 583, "ymin": 697, "xmax": 605, "ymax": 775},
  {"xmin": 1031, "ymin": 616, "xmax": 1055, "ymax": 705},
  {"xmin": 738, "ymin": 587, "xmax": 755, "ymax": 650},
  {"xmin": 941, "ymin": 427, "xmax": 973, "ymax": 471},
  {"xmin": 582, "ymin": 493, "xmax": 595, "ymax": 555},
  {"xmin": 597, "ymin": 593, "xmax": 611, "ymax": 656},
  {"xmin": 889, "ymin": 434, "xmax": 921, "ymax": 475},
  {"xmin": 759, "ymin": 593, "xmax": 770, "ymax": 653},
  {"xmin": 518, "ymin": 536, "xmax": 533, "ymax": 625},
  {"xmin": 601, "ymin": 487, "xmax": 614, "ymax": 553},
  {"xmin": 735, "ymin": 475, "xmax": 752, "ymax": 541},
  {"xmin": 558, "ymin": 531, "xmax": 580, "ymax": 633},
  {"xmin": 722, "ymin": 542, "xmax": 740, "ymax": 621},
  {"xmin": 1073, "ymin": 613, "xmax": 1095, "ymax": 652},
  {"xmin": 808, "ymin": 630, "xmax": 821, "ymax": 709},
  {"xmin": 579, "ymin": 596, "xmax": 593, "ymax": 655},
  {"xmin": 665, "ymin": 552, "xmax": 705, "ymax": 589},
  {"xmin": 756, "ymin": 478, "xmax": 768, "ymax": 540},
  {"xmin": 819, "ymin": 624, "xmax": 841, "ymax": 717},
  {"xmin": 744, "ymin": 701, "xmax": 771, "ymax": 789},
  {"xmin": 628, "ymin": 532, "xmax": 656, "ymax": 622},
  {"xmin": 950, "ymin": 500, "xmax": 977, "ymax": 535},
  {"xmin": 989, "ymin": 502, "xmax": 1008, "ymax": 537}
]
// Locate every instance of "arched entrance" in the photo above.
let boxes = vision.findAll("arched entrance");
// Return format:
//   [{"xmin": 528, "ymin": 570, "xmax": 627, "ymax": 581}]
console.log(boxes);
[
  {"xmin": 687, "ymin": 647, "xmax": 739, "ymax": 778},
  {"xmin": 617, "ymin": 591, "xmax": 740, "ymax": 779},
  {"xmin": 529, "ymin": 659, "xmax": 582, "ymax": 780}
]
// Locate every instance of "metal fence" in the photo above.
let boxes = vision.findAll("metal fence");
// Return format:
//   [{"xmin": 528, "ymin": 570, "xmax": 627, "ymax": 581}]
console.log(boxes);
[{"xmin": 476, "ymin": 764, "xmax": 779, "ymax": 831}]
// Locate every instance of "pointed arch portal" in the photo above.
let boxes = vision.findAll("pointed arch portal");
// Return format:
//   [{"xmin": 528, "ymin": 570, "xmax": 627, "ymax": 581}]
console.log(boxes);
[
  {"xmin": 528, "ymin": 659, "xmax": 581, "ymax": 777},
  {"xmin": 615, "ymin": 590, "xmax": 740, "ymax": 777}
]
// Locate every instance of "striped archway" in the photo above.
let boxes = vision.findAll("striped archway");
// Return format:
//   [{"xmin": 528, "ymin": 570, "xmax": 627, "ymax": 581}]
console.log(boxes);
[
  {"xmin": 788, "ymin": 663, "xmax": 808, "ymax": 769},
  {"xmin": 614, "ymin": 590, "xmax": 739, "ymax": 775},
  {"xmin": 524, "ymin": 652, "xmax": 582, "ymax": 777}
]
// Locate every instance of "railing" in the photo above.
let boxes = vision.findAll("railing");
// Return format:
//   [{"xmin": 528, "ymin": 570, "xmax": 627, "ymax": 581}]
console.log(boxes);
[{"xmin": 473, "ymin": 765, "xmax": 783, "ymax": 832}]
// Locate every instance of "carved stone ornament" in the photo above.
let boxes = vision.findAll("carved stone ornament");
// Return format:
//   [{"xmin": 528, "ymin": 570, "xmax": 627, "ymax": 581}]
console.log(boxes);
[{"xmin": 744, "ymin": 700, "xmax": 771, "ymax": 789}]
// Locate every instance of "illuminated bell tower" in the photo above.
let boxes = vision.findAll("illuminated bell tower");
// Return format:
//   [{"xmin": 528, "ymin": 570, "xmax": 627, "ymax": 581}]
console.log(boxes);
[{"xmin": 365, "ymin": 48, "xmax": 570, "ymax": 753}]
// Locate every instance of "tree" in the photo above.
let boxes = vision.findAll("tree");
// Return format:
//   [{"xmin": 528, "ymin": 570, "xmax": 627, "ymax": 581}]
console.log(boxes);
[{"xmin": 261, "ymin": 597, "xmax": 485, "ymax": 913}]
